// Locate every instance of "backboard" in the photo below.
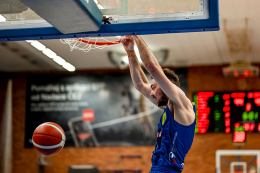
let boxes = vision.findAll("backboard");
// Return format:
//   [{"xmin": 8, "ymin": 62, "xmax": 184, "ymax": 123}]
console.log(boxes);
[
  {"xmin": 0, "ymin": 0, "xmax": 219, "ymax": 41},
  {"xmin": 216, "ymin": 150, "xmax": 260, "ymax": 173}
]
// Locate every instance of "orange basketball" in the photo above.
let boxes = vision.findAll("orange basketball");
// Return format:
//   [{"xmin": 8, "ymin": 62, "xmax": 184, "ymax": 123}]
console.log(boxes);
[{"xmin": 32, "ymin": 122, "xmax": 66, "ymax": 156}]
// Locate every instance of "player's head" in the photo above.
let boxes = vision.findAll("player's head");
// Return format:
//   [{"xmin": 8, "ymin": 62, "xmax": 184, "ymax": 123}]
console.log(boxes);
[{"xmin": 150, "ymin": 68, "xmax": 180, "ymax": 107}]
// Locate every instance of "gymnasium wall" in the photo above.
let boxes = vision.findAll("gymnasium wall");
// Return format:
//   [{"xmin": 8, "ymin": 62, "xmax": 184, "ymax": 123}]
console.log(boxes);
[
  {"xmin": 0, "ymin": 72, "xmax": 8, "ymax": 123},
  {"xmin": 3, "ymin": 65, "xmax": 260, "ymax": 173},
  {"xmin": 187, "ymin": 65, "xmax": 260, "ymax": 173}
]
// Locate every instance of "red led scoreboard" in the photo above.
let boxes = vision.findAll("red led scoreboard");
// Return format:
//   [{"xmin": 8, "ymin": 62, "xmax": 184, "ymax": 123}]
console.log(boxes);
[{"xmin": 193, "ymin": 92, "xmax": 260, "ymax": 134}]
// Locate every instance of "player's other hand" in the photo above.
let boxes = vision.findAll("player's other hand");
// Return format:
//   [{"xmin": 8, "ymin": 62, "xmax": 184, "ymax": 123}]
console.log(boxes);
[{"xmin": 121, "ymin": 36, "xmax": 134, "ymax": 51}]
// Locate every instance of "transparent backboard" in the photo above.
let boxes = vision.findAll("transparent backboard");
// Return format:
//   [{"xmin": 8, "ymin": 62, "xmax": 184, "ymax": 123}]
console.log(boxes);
[
  {"xmin": 99, "ymin": 0, "xmax": 201, "ymax": 16},
  {"xmin": 0, "ymin": 0, "xmax": 219, "ymax": 41},
  {"xmin": 216, "ymin": 150, "xmax": 260, "ymax": 173}
]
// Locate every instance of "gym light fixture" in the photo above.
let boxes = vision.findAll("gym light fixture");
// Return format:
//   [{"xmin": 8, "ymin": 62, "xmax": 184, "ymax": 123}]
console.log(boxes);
[
  {"xmin": 26, "ymin": 40, "xmax": 76, "ymax": 72},
  {"xmin": 42, "ymin": 49, "xmax": 57, "ymax": 59},
  {"xmin": 53, "ymin": 56, "xmax": 66, "ymax": 65},
  {"xmin": 0, "ymin": 15, "xmax": 6, "ymax": 22},
  {"xmin": 30, "ymin": 41, "xmax": 46, "ymax": 51},
  {"xmin": 63, "ymin": 62, "xmax": 76, "ymax": 72}
]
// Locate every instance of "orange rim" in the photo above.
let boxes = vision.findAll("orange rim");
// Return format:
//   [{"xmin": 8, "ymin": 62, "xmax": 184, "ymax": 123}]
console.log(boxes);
[
  {"xmin": 77, "ymin": 38, "xmax": 121, "ymax": 46},
  {"xmin": 76, "ymin": 36, "xmax": 131, "ymax": 46}
]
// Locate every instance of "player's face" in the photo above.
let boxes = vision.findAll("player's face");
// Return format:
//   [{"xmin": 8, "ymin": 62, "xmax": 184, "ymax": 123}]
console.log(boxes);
[{"xmin": 150, "ymin": 79, "xmax": 169, "ymax": 107}]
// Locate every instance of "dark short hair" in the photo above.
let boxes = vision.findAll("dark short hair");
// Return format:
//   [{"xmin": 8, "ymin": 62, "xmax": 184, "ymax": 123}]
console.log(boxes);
[{"xmin": 150, "ymin": 68, "xmax": 180, "ymax": 87}]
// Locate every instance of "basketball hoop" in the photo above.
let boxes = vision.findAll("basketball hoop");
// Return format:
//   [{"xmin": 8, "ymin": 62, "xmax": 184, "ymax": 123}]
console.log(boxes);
[{"xmin": 60, "ymin": 36, "xmax": 125, "ymax": 52}]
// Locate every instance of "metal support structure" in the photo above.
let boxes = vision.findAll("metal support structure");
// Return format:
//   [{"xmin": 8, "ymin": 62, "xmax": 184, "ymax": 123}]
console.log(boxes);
[
  {"xmin": 224, "ymin": 18, "xmax": 251, "ymax": 66},
  {"xmin": 38, "ymin": 154, "xmax": 51, "ymax": 173}
]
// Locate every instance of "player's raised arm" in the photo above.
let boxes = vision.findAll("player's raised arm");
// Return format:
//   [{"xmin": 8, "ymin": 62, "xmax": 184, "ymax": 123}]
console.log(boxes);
[
  {"xmin": 132, "ymin": 35, "xmax": 194, "ymax": 123},
  {"xmin": 120, "ymin": 37, "xmax": 160, "ymax": 107}
]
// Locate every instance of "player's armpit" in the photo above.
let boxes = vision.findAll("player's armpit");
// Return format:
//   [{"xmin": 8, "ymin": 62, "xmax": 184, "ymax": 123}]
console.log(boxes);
[{"xmin": 173, "ymin": 105, "xmax": 196, "ymax": 125}]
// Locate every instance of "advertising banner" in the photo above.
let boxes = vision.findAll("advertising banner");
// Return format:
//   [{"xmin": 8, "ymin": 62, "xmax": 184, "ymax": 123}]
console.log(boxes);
[{"xmin": 25, "ymin": 72, "xmax": 187, "ymax": 147}]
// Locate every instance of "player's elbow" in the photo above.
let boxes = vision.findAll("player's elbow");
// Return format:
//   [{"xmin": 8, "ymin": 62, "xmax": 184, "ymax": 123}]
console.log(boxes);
[{"xmin": 146, "ymin": 63, "xmax": 159, "ymax": 75}]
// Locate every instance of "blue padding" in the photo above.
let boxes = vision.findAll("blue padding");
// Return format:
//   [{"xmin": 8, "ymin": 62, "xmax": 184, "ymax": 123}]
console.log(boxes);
[
  {"xmin": 19, "ymin": 0, "xmax": 102, "ymax": 34},
  {"xmin": 0, "ymin": 0, "xmax": 219, "ymax": 41}
]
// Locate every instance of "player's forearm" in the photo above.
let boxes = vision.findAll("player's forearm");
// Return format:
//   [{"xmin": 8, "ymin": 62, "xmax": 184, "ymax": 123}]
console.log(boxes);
[
  {"xmin": 133, "ymin": 36, "xmax": 162, "ymax": 71},
  {"xmin": 127, "ymin": 50, "xmax": 149, "ymax": 89}
]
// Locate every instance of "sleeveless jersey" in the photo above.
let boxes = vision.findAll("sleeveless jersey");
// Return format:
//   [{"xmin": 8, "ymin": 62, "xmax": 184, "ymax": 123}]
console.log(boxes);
[{"xmin": 150, "ymin": 104, "xmax": 196, "ymax": 173}]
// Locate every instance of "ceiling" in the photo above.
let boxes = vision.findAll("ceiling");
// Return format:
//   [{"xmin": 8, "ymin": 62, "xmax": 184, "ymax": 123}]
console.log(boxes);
[{"xmin": 0, "ymin": 0, "xmax": 260, "ymax": 72}]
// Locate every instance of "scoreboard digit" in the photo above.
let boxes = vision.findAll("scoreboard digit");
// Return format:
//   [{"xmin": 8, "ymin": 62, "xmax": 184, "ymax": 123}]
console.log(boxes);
[{"xmin": 193, "ymin": 91, "xmax": 260, "ymax": 133}]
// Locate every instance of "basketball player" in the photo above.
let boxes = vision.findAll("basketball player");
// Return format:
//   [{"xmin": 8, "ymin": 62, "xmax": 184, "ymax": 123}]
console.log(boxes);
[{"xmin": 121, "ymin": 36, "xmax": 196, "ymax": 173}]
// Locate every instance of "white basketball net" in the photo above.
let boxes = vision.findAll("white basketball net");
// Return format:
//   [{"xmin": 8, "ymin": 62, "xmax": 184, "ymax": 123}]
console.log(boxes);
[{"xmin": 60, "ymin": 36, "xmax": 122, "ymax": 52}]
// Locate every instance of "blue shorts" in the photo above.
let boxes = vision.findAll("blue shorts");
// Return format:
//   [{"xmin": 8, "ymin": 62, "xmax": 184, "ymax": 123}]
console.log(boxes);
[{"xmin": 150, "ymin": 165, "xmax": 181, "ymax": 173}]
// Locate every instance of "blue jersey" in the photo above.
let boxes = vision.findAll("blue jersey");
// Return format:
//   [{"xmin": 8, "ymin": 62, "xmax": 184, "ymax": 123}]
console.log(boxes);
[{"xmin": 150, "ymin": 105, "xmax": 196, "ymax": 173}]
